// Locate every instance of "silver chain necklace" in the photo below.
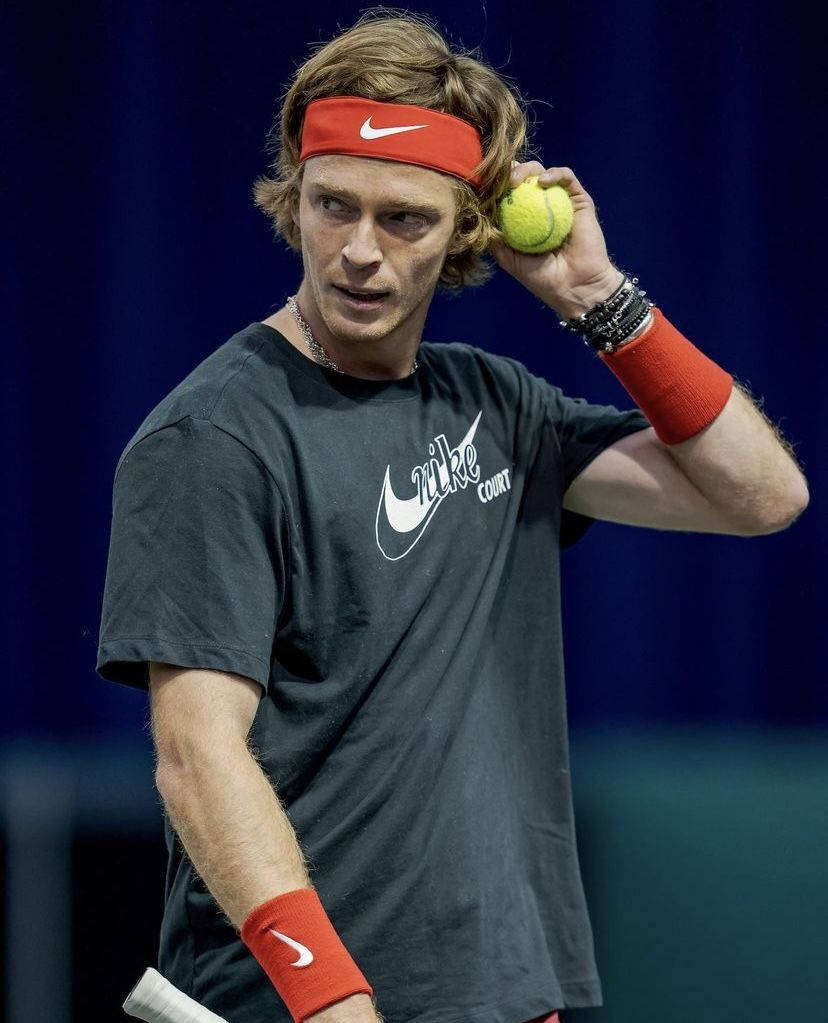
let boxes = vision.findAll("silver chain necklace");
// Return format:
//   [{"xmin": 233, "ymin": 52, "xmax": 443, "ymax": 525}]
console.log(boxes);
[{"xmin": 286, "ymin": 295, "xmax": 418, "ymax": 375}]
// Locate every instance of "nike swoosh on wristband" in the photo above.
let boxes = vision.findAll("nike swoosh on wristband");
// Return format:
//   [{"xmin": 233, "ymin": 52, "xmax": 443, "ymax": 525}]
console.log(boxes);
[
  {"xmin": 267, "ymin": 928, "xmax": 314, "ymax": 967},
  {"xmin": 359, "ymin": 116, "xmax": 427, "ymax": 140}
]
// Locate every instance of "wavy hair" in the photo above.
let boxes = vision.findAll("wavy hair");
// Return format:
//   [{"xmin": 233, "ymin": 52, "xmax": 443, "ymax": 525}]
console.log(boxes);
[{"xmin": 251, "ymin": 8, "xmax": 533, "ymax": 292}]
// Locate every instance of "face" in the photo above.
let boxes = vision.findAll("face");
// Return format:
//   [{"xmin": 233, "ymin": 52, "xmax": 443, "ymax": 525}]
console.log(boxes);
[{"xmin": 293, "ymin": 154, "xmax": 460, "ymax": 351}]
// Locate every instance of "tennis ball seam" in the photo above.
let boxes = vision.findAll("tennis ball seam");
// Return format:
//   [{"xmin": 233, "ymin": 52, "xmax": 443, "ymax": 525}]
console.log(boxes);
[{"xmin": 533, "ymin": 188, "xmax": 558, "ymax": 247}]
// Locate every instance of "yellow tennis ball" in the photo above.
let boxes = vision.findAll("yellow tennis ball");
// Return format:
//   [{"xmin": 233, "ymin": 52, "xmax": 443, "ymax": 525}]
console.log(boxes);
[{"xmin": 497, "ymin": 175, "xmax": 574, "ymax": 253}]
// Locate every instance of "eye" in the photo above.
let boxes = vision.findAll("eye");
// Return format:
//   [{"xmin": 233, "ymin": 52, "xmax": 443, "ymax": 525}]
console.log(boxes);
[
  {"xmin": 392, "ymin": 211, "xmax": 428, "ymax": 228},
  {"xmin": 319, "ymin": 195, "xmax": 347, "ymax": 213}
]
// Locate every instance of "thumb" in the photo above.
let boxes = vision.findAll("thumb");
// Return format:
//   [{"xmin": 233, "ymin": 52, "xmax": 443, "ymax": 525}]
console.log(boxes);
[
  {"xmin": 487, "ymin": 237, "xmax": 513, "ymax": 267},
  {"xmin": 488, "ymin": 236, "xmax": 525, "ymax": 277}
]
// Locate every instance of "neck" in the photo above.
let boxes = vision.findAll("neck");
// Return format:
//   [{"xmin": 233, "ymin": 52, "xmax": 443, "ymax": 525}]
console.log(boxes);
[{"xmin": 290, "ymin": 281, "xmax": 421, "ymax": 380}]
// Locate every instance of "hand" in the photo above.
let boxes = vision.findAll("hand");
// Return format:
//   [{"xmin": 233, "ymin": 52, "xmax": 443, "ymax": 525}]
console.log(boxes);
[
  {"xmin": 304, "ymin": 992, "xmax": 384, "ymax": 1023},
  {"xmin": 488, "ymin": 160, "xmax": 624, "ymax": 319}
]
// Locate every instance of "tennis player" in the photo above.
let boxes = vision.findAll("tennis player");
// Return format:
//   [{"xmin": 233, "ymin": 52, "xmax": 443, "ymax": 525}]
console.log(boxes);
[{"xmin": 96, "ymin": 10, "xmax": 808, "ymax": 1023}]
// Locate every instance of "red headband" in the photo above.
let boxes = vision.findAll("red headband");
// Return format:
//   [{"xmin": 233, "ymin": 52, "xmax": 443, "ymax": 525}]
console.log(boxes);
[{"xmin": 299, "ymin": 96, "xmax": 485, "ymax": 189}]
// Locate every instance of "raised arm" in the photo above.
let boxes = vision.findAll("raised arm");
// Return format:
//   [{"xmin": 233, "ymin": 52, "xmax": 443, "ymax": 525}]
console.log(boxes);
[{"xmin": 490, "ymin": 163, "xmax": 808, "ymax": 537}]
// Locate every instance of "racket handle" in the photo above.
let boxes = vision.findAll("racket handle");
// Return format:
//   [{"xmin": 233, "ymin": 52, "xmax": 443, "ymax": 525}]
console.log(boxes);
[{"xmin": 123, "ymin": 967, "xmax": 229, "ymax": 1023}]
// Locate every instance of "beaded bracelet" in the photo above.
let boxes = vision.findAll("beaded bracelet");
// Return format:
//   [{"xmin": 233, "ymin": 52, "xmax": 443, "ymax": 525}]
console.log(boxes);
[{"xmin": 558, "ymin": 269, "xmax": 655, "ymax": 354}]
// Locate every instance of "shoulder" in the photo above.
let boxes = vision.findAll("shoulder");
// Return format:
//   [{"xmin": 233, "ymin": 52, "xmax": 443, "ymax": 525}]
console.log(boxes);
[
  {"xmin": 421, "ymin": 339, "xmax": 524, "ymax": 376},
  {"xmin": 115, "ymin": 323, "xmax": 284, "ymax": 472},
  {"xmin": 420, "ymin": 340, "xmax": 562, "ymax": 413},
  {"xmin": 113, "ymin": 417, "xmax": 273, "ymax": 500}
]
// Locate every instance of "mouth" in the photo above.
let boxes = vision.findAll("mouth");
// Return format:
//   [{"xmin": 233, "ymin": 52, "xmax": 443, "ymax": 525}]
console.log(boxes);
[{"xmin": 333, "ymin": 284, "xmax": 390, "ymax": 309}]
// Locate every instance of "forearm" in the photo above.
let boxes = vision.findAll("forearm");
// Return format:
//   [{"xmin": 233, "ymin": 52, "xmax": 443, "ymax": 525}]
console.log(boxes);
[
  {"xmin": 555, "ymin": 267, "xmax": 809, "ymax": 531},
  {"xmin": 157, "ymin": 741, "xmax": 312, "ymax": 931},
  {"xmin": 663, "ymin": 380, "xmax": 809, "ymax": 532}
]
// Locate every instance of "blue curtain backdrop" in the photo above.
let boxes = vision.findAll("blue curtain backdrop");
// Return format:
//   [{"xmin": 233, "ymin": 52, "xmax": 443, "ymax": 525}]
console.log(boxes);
[
  {"xmin": 4, "ymin": 0, "xmax": 823, "ymax": 739},
  {"xmin": 3, "ymin": 3, "xmax": 827, "ymax": 1021}
]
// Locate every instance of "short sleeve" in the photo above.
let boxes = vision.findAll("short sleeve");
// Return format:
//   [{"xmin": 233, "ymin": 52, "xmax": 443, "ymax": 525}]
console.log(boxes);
[
  {"xmin": 96, "ymin": 416, "xmax": 288, "ymax": 691},
  {"xmin": 544, "ymin": 385, "xmax": 652, "ymax": 549}
]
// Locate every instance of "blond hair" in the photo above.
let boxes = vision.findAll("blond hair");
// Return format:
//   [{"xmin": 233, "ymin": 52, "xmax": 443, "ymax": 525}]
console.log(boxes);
[{"xmin": 251, "ymin": 8, "xmax": 532, "ymax": 292}]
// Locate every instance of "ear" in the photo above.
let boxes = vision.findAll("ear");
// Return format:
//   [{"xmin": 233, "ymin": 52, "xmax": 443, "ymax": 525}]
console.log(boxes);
[
  {"xmin": 445, "ymin": 230, "xmax": 468, "ymax": 257},
  {"xmin": 445, "ymin": 204, "xmax": 479, "ymax": 256},
  {"xmin": 291, "ymin": 167, "xmax": 305, "ymax": 230}
]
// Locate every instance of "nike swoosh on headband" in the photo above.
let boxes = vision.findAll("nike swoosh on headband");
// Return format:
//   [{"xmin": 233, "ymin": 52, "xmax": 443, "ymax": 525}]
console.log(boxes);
[
  {"xmin": 359, "ymin": 116, "xmax": 428, "ymax": 140},
  {"xmin": 268, "ymin": 928, "xmax": 314, "ymax": 967}
]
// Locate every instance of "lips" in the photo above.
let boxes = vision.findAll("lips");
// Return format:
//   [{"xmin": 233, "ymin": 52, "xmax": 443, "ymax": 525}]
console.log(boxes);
[
  {"xmin": 333, "ymin": 284, "xmax": 391, "ymax": 310},
  {"xmin": 334, "ymin": 284, "xmax": 390, "ymax": 298}
]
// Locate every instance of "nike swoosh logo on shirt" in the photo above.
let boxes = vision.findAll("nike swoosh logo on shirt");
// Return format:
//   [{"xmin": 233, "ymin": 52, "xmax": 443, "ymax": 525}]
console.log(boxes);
[
  {"xmin": 359, "ymin": 117, "xmax": 427, "ymax": 140},
  {"xmin": 375, "ymin": 411, "xmax": 483, "ymax": 561},
  {"xmin": 268, "ymin": 928, "xmax": 314, "ymax": 967},
  {"xmin": 380, "ymin": 467, "xmax": 441, "ymax": 534},
  {"xmin": 379, "ymin": 411, "xmax": 483, "ymax": 534}
]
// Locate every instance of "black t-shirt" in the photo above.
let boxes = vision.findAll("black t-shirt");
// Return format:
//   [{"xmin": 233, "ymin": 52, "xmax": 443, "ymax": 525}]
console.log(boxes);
[{"xmin": 96, "ymin": 321, "xmax": 650, "ymax": 1023}]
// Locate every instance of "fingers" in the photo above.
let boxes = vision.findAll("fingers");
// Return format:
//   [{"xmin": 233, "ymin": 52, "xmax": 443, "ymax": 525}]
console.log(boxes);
[
  {"xmin": 538, "ymin": 166, "xmax": 584, "ymax": 192},
  {"xmin": 510, "ymin": 160, "xmax": 546, "ymax": 185},
  {"xmin": 510, "ymin": 161, "xmax": 590, "ymax": 200}
]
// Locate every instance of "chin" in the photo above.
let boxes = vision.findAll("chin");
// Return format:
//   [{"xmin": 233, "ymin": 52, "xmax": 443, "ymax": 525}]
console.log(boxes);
[
  {"xmin": 335, "ymin": 318, "xmax": 396, "ymax": 344},
  {"xmin": 326, "ymin": 300, "xmax": 401, "ymax": 340}
]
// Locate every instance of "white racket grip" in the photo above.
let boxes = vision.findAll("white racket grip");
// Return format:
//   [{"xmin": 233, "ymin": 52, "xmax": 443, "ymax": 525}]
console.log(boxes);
[{"xmin": 123, "ymin": 967, "xmax": 229, "ymax": 1023}]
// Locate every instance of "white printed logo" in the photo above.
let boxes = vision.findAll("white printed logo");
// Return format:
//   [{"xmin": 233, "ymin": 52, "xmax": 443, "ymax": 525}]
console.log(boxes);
[
  {"xmin": 375, "ymin": 411, "xmax": 482, "ymax": 560},
  {"xmin": 359, "ymin": 116, "xmax": 427, "ymax": 140},
  {"xmin": 477, "ymin": 467, "xmax": 511, "ymax": 504},
  {"xmin": 268, "ymin": 929, "xmax": 314, "ymax": 967}
]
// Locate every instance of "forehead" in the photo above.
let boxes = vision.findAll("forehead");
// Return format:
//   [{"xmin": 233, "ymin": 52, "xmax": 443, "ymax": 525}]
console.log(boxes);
[{"xmin": 302, "ymin": 154, "xmax": 456, "ymax": 209}]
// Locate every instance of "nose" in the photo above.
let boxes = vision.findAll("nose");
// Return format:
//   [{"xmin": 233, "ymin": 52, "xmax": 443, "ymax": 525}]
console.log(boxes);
[{"xmin": 342, "ymin": 215, "xmax": 382, "ymax": 268}]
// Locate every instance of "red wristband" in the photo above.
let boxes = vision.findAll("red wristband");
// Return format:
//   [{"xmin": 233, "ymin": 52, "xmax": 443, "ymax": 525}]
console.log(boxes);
[
  {"xmin": 241, "ymin": 887, "xmax": 373, "ymax": 1023},
  {"xmin": 599, "ymin": 306, "xmax": 734, "ymax": 444}
]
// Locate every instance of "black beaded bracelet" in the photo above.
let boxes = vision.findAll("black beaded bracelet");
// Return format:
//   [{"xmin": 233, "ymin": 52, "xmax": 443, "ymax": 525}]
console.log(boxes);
[{"xmin": 558, "ymin": 270, "xmax": 656, "ymax": 353}]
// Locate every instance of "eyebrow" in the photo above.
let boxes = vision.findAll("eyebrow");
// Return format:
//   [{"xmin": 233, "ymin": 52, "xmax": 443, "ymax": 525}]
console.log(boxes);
[{"xmin": 309, "ymin": 180, "xmax": 446, "ymax": 217}]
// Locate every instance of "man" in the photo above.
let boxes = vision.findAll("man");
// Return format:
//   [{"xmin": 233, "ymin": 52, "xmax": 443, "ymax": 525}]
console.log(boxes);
[{"xmin": 96, "ymin": 10, "xmax": 808, "ymax": 1023}]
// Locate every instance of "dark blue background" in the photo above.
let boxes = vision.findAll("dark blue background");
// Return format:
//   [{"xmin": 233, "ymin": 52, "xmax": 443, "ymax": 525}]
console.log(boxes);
[
  {"xmin": 3, "ymin": 6, "xmax": 822, "ymax": 728},
  {"xmin": 3, "ymin": 3, "xmax": 826, "ymax": 1021},
  {"xmin": 7, "ymin": 0, "xmax": 822, "ymax": 740}
]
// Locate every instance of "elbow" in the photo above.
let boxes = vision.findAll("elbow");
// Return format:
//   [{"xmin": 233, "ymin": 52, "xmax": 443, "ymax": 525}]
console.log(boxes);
[
  {"xmin": 153, "ymin": 737, "xmax": 204, "ymax": 807},
  {"xmin": 154, "ymin": 758, "xmax": 185, "ymax": 809},
  {"xmin": 154, "ymin": 734, "xmax": 250, "ymax": 807},
  {"xmin": 743, "ymin": 481, "xmax": 810, "ymax": 535}
]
